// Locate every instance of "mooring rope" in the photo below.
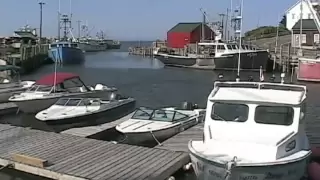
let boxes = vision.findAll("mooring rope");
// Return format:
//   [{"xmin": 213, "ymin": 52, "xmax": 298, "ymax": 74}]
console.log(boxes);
[
  {"xmin": 224, "ymin": 156, "xmax": 237, "ymax": 180},
  {"xmin": 149, "ymin": 130, "xmax": 162, "ymax": 146}
]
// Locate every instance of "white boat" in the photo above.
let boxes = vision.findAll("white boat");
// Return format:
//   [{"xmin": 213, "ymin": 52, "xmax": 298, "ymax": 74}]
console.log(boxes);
[
  {"xmin": 35, "ymin": 95, "xmax": 135, "ymax": 124},
  {"xmin": 188, "ymin": 80, "xmax": 310, "ymax": 180},
  {"xmin": 9, "ymin": 72, "xmax": 117, "ymax": 113},
  {"xmin": 0, "ymin": 65, "xmax": 34, "ymax": 103},
  {"xmin": 116, "ymin": 102, "xmax": 205, "ymax": 145}
]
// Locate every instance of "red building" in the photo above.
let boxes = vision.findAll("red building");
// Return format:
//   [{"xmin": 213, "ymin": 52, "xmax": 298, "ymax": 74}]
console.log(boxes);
[{"xmin": 167, "ymin": 22, "xmax": 215, "ymax": 48}]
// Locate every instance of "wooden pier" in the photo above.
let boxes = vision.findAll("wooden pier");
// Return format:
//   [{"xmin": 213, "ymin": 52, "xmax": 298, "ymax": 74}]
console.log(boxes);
[
  {"xmin": 128, "ymin": 47, "xmax": 154, "ymax": 57},
  {"xmin": 61, "ymin": 112, "xmax": 134, "ymax": 138},
  {"xmin": 0, "ymin": 124, "xmax": 189, "ymax": 180}
]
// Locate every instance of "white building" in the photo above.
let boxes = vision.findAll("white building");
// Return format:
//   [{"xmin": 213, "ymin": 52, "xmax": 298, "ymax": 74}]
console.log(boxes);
[{"xmin": 285, "ymin": 0, "xmax": 320, "ymax": 30}]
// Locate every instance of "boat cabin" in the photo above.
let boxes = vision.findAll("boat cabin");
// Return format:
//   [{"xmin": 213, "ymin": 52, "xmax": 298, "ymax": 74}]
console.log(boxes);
[
  {"xmin": 197, "ymin": 42, "xmax": 262, "ymax": 55},
  {"xmin": 27, "ymin": 72, "xmax": 90, "ymax": 94},
  {"xmin": 204, "ymin": 81, "xmax": 308, "ymax": 161},
  {"xmin": 131, "ymin": 107, "xmax": 190, "ymax": 122},
  {"xmin": 49, "ymin": 42, "xmax": 79, "ymax": 49}
]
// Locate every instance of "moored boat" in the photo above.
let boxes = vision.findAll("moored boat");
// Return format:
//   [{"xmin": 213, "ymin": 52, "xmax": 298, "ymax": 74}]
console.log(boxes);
[
  {"xmin": 188, "ymin": 80, "xmax": 310, "ymax": 180},
  {"xmin": 35, "ymin": 95, "xmax": 135, "ymax": 124},
  {"xmin": 9, "ymin": 72, "xmax": 117, "ymax": 113},
  {"xmin": 48, "ymin": 41, "xmax": 85, "ymax": 64},
  {"xmin": 116, "ymin": 102, "xmax": 205, "ymax": 145},
  {"xmin": 0, "ymin": 65, "xmax": 34, "ymax": 103},
  {"xmin": 297, "ymin": 57, "xmax": 320, "ymax": 82}
]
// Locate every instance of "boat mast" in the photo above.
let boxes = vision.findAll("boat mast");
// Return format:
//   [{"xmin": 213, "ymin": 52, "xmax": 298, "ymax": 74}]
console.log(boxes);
[
  {"xmin": 57, "ymin": 0, "xmax": 61, "ymax": 40},
  {"xmin": 236, "ymin": 0, "xmax": 244, "ymax": 80},
  {"xmin": 299, "ymin": 0, "xmax": 303, "ymax": 50}
]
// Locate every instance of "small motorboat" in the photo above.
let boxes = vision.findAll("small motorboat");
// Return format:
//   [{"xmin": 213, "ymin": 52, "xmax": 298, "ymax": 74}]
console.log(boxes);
[
  {"xmin": 9, "ymin": 72, "xmax": 117, "ymax": 113},
  {"xmin": 35, "ymin": 94, "xmax": 135, "ymax": 124},
  {"xmin": 188, "ymin": 78, "xmax": 311, "ymax": 180},
  {"xmin": 116, "ymin": 102, "xmax": 205, "ymax": 145},
  {"xmin": 0, "ymin": 65, "xmax": 34, "ymax": 103}
]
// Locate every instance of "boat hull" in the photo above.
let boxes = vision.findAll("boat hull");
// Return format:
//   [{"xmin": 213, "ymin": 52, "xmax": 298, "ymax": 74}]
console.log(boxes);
[
  {"xmin": 297, "ymin": 58, "xmax": 320, "ymax": 82},
  {"xmin": 189, "ymin": 141, "xmax": 310, "ymax": 180},
  {"xmin": 11, "ymin": 89, "xmax": 116, "ymax": 114},
  {"xmin": 48, "ymin": 46, "xmax": 85, "ymax": 64},
  {"xmin": 119, "ymin": 117, "xmax": 199, "ymax": 145},
  {"xmin": 0, "ymin": 86, "xmax": 31, "ymax": 103},
  {"xmin": 213, "ymin": 51, "xmax": 269, "ymax": 71},
  {"xmin": 154, "ymin": 54, "xmax": 197, "ymax": 66},
  {"xmin": 39, "ymin": 98, "xmax": 136, "ymax": 125}
]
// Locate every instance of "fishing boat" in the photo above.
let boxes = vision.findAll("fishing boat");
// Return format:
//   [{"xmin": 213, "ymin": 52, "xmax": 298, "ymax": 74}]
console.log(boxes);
[
  {"xmin": 48, "ymin": 41, "xmax": 85, "ymax": 64},
  {"xmin": 297, "ymin": 57, "xmax": 320, "ymax": 82},
  {"xmin": 188, "ymin": 79, "xmax": 310, "ymax": 180},
  {"xmin": 8, "ymin": 72, "xmax": 117, "ymax": 113},
  {"xmin": 0, "ymin": 65, "xmax": 34, "ymax": 103},
  {"xmin": 116, "ymin": 102, "xmax": 205, "ymax": 145},
  {"xmin": 35, "ymin": 96, "xmax": 135, "ymax": 124}
]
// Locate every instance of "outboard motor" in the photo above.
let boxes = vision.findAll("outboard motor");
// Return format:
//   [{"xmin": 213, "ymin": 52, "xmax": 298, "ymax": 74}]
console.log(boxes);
[{"xmin": 180, "ymin": 101, "xmax": 194, "ymax": 110}]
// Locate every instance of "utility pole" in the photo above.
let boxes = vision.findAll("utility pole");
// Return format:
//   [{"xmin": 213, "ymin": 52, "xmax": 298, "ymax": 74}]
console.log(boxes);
[
  {"xmin": 218, "ymin": 13, "xmax": 226, "ymax": 39},
  {"xmin": 39, "ymin": 1, "xmax": 45, "ymax": 44}
]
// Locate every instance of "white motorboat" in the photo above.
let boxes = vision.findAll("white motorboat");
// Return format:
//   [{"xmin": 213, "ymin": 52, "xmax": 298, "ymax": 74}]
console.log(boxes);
[
  {"xmin": 188, "ymin": 80, "xmax": 310, "ymax": 180},
  {"xmin": 9, "ymin": 72, "xmax": 117, "ymax": 113},
  {"xmin": 35, "ymin": 95, "xmax": 135, "ymax": 124},
  {"xmin": 0, "ymin": 65, "xmax": 34, "ymax": 103},
  {"xmin": 116, "ymin": 102, "xmax": 205, "ymax": 145}
]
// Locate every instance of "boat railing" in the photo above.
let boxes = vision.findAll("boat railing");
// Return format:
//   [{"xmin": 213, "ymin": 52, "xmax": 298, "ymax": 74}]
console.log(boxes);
[{"xmin": 213, "ymin": 81, "xmax": 306, "ymax": 93}]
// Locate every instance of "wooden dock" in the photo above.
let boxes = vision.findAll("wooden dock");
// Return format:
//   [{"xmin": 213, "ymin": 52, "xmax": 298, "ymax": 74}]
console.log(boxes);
[
  {"xmin": 0, "ymin": 102, "xmax": 17, "ymax": 115},
  {"xmin": 0, "ymin": 124, "xmax": 190, "ymax": 180},
  {"xmin": 156, "ymin": 123, "xmax": 203, "ymax": 152},
  {"xmin": 61, "ymin": 112, "xmax": 134, "ymax": 138}
]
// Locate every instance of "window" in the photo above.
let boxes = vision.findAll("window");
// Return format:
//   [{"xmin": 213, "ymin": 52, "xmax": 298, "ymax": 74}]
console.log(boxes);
[
  {"xmin": 227, "ymin": 45, "xmax": 233, "ymax": 50},
  {"xmin": 217, "ymin": 45, "xmax": 226, "ymax": 50},
  {"xmin": 301, "ymin": 34, "xmax": 307, "ymax": 44},
  {"xmin": 292, "ymin": 13, "xmax": 295, "ymax": 19},
  {"xmin": 241, "ymin": 45, "xmax": 247, "ymax": 49},
  {"xmin": 211, "ymin": 102, "xmax": 249, "ymax": 122},
  {"xmin": 314, "ymin": 34, "xmax": 320, "ymax": 44},
  {"xmin": 231, "ymin": 45, "xmax": 238, "ymax": 49},
  {"xmin": 254, "ymin": 106, "xmax": 294, "ymax": 126}
]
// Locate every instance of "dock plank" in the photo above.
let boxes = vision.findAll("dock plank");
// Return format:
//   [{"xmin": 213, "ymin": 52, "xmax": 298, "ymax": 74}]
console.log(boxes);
[
  {"xmin": 156, "ymin": 123, "xmax": 204, "ymax": 152},
  {"xmin": 60, "ymin": 112, "xmax": 134, "ymax": 137},
  {"xmin": 0, "ymin": 124, "xmax": 188, "ymax": 180}
]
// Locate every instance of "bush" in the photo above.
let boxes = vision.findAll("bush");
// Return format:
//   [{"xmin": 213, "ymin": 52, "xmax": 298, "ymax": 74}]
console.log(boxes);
[{"xmin": 244, "ymin": 26, "xmax": 290, "ymax": 40}]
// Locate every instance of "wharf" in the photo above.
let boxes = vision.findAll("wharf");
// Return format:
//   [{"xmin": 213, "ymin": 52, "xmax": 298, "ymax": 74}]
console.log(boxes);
[
  {"xmin": 61, "ymin": 112, "xmax": 134, "ymax": 138},
  {"xmin": 156, "ymin": 123, "xmax": 203, "ymax": 152},
  {"xmin": 0, "ymin": 102, "xmax": 17, "ymax": 116},
  {"xmin": 0, "ymin": 124, "xmax": 189, "ymax": 180},
  {"xmin": 128, "ymin": 47, "xmax": 154, "ymax": 57}
]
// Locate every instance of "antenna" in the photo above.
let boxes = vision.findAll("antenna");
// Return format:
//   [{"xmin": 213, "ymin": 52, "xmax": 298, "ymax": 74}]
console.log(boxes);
[{"xmin": 236, "ymin": 0, "xmax": 244, "ymax": 80}]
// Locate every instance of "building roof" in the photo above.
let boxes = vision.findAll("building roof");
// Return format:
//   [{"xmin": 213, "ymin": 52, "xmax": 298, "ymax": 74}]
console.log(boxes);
[
  {"xmin": 209, "ymin": 82, "xmax": 306, "ymax": 105},
  {"xmin": 292, "ymin": 19, "xmax": 318, "ymax": 30},
  {"xmin": 168, "ymin": 22, "xmax": 202, "ymax": 33},
  {"xmin": 36, "ymin": 72, "xmax": 79, "ymax": 86}
]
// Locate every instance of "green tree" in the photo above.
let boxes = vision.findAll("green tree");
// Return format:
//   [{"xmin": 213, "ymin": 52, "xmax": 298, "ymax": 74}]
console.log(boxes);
[{"xmin": 279, "ymin": 15, "xmax": 286, "ymax": 27}]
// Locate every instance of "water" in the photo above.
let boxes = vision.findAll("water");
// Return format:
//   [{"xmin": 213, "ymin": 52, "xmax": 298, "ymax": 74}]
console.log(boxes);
[{"xmin": 0, "ymin": 41, "xmax": 319, "ymax": 179}]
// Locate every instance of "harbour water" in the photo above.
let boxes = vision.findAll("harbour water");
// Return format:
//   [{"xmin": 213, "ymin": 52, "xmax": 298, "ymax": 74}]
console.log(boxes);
[{"xmin": 0, "ymin": 42, "xmax": 319, "ymax": 180}]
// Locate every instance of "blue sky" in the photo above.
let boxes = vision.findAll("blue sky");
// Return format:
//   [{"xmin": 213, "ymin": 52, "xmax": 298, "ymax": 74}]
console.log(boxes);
[{"xmin": 0, "ymin": 0, "xmax": 296, "ymax": 41}]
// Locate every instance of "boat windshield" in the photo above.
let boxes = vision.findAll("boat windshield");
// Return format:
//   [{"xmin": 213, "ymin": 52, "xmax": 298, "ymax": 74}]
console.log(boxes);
[
  {"xmin": 55, "ymin": 98, "xmax": 83, "ymax": 106},
  {"xmin": 132, "ymin": 107, "xmax": 189, "ymax": 122},
  {"xmin": 27, "ymin": 85, "xmax": 53, "ymax": 92},
  {"xmin": 211, "ymin": 102, "xmax": 249, "ymax": 122},
  {"xmin": 254, "ymin": 105, "xmax": 294, "ymax": 126}
]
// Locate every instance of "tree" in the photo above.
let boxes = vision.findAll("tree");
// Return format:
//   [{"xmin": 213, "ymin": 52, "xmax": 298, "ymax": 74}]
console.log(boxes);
[{"xmin": 279, "ymin": 15, "xmax": 287, "ymax": 27}]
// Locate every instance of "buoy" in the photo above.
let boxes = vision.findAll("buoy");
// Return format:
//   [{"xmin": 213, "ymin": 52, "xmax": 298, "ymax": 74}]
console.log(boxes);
[
  {"xmin": 166, "ymin": 176, "xmax": 175, "ymax": 180},
  {"xmin": 183, "ymin": 163, "xmax": 192, "ymax": 171}
]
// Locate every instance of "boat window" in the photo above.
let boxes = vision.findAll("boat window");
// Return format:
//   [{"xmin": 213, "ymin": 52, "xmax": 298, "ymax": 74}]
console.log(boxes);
[
  {"xmin": 245, "ymin": 45, "xmax": 250, "ymax": 49},
  {"xmin": 212, "ymin": 45, "xmax": 216, "ymax": 50},
  {"xmin": 173, "ymin": 111, "xmax": 189, "ymax": 121},
  {"xmin": 211, "ymin": 102, "xmax": 249, "ymax": 122},
  {"xmin": 241, "ymin": 45, "xmax": 247, "ymax": 49},
  {"xmin": 151, "ymin": 110, "xmax": 175, "ymax": 122},
  {"xmin": 28, "ymin": 85, "xmax": 52, "ymax": 92},
  {"xmin": 62, "ymin": 78, "xmax": 84, "ymax": 89},
  {"xmin": 55, "ymin": 98, "xmax": 69, "ymax": 106},
  {"xmin": 231, "ymin": 45, "xmax": 237, "ymax": 49},
  {"xmin": 132, "ymin": 108, "xmax": 154, "ymax": 120},
  {"xmin": 217, "ymin": 45, "xmax": 225, "ymax": 50},
  {"xmin": 50, "ymin": 44, "xmax": 57, "ymax": 48},
  {"xmin": 254, "ymin": 105, "xmax": 294, "ymax": 126},
  {"xmin": 227, "ymin": 45, "xmax": 233, "ymax": 50},
  {"xmin": 71, "ymin": 43, "xmax": 78, "ymax": 48},
  {"xmin": 65, "ymin": 99, "xmax": 82, "ymax": 106}
]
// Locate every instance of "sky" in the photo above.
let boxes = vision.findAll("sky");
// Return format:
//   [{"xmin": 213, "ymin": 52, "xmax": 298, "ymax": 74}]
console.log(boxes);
[{"xmin": 0, "ymin": 0, "xmax": 296, "ymax": 41}]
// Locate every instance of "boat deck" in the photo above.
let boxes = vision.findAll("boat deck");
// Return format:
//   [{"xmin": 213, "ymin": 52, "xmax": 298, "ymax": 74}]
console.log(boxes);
[
  {"xmin": 60, "ymin": 112, "xmax": 134, "ymax": 137},
  {"xmin": 155, "ymin": 123, "xmax": 203, "ymax": 152},
  {"xmin": 0, "ymin": 124, "xmax": 189, "ymax": 180}
]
